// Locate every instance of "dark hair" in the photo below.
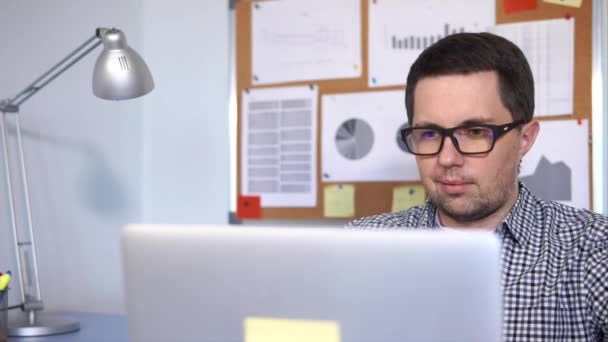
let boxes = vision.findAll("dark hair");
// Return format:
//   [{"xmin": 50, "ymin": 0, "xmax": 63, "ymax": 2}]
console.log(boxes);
[{"xmin": 405, "ymin": 32, "xmax": 534, "ymax": 124}]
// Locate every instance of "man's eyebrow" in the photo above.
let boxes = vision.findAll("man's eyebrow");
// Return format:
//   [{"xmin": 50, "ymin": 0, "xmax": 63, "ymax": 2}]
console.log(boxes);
[
  {"xmin": 412, "ymin": 122, "xmax": 442, "ymax": 129},
  {"xmin": 413, "ymin": 117, "xmax": 495, "ymax": 128},
  {"xmin": 460, "ymin": 118, "xmax": 494, "ymax": 126}
]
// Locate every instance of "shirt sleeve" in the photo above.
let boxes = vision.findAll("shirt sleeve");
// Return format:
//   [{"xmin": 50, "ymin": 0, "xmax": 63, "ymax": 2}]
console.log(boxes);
[{"xmin": 585, "ymin": 240, "xmax": 608, "ymax": 338}]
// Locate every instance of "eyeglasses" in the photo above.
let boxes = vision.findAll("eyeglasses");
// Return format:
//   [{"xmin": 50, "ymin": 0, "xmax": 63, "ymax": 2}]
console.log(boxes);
[{"xmin": 400, "ymin": 120, "xmax": 525, "ymax": 156}]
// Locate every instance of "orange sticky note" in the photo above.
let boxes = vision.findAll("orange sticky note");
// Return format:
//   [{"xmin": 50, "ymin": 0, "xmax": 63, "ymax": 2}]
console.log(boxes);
[
  {"xmin": 237, "ymin": 195, "xmax": 262, "ymax": 219},
  {"xmin": 504, "ymin": 0, "xmax": 537, "ymax": 14}
]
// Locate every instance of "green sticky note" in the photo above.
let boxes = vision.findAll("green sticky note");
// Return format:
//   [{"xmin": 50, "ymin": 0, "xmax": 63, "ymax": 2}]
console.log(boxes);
[
  {"xmin": 392, "ymin": 185, "xmax": 426, "ymax": 213},
  {"xmin": 324, "ymin": 184, "xmax": 355, "ymax": 218}
]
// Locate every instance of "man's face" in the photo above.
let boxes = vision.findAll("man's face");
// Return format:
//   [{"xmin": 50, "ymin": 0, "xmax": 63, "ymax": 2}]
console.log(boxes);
[{"xmin": 412, "ymin": 71, "xmax": 537, "ymax": 226}]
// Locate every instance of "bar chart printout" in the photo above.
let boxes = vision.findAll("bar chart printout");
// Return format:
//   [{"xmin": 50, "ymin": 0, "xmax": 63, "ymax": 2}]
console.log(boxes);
[
  {"xmin": 368, "ymin": 0, "xmax": 495, "ymax": 87},
  {"xmin": 390, "ymin": 24, "xmax": 465, "ymax": 50}
]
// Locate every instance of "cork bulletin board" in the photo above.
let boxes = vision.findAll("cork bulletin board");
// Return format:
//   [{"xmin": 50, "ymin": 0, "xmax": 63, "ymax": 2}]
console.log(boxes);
[{"xmin": 235, "ymin": 0, "xmax": 594, "ymax": 220}]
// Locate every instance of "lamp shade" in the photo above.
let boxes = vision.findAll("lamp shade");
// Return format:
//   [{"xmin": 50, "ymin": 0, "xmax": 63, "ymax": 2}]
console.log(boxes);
[{"xmin": 92, "ymin": 29, "xmax": 154, "ymax": 100}]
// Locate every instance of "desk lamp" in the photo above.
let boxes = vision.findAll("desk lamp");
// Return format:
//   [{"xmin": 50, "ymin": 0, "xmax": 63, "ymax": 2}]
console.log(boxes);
[{"xmin": 0, "ymin": 27, "xmax": 154, "ymax": 337}]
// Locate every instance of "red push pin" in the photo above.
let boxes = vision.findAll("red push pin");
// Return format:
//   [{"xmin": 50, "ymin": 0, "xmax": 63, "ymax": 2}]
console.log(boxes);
[
  {"xmin": 237, "ymin": 195, "xmax": 262, "ymax": 219},
  {"xmin": 565, "ymin": 13, "xmax": 572, "ymax": 20}
]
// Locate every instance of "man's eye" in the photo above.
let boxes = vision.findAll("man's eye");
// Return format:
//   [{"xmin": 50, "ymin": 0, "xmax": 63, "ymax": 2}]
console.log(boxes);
[
  {"xmin": 419, "ymin": 130, "xmax": 438, "ymax": 139},
  {"xmin": 465, "ymin": 127, "xmax": 489, "ymax": 137}
]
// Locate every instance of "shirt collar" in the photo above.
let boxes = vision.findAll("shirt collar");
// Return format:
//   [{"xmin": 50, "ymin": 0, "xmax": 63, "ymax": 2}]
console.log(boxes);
[
  {"xmin": 499, "ymin": 182, "xmax": 536, "ymax": 248},
  {"xmin": 415, "ymin": 199, "xmax": 438, "ymax": 229}
]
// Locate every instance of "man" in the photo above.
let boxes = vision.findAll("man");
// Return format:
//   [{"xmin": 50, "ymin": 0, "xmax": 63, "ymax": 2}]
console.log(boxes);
[{"xmin": 348, "ymin": 32, "xmax": 608, "ymax": 341}]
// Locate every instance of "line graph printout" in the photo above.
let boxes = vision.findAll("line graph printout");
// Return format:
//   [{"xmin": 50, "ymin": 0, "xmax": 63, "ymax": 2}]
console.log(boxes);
[
  {"xmin": 519, "ymin": 119, "xmax": 589, "ymax": 209},
  {"xmin": 490, "ymin": 18, "xmax": 574, "ymax": 117},
  {"xmin": 251, "ymin": 0, "xmax": 361, "ymax": 85},
  {"xmin": 368, "ymin": 0, "xmax": 494, "ymax": 87},
  {"xmin": 241, "ymin": 86, "xmax": 318, "ymax": 207}
]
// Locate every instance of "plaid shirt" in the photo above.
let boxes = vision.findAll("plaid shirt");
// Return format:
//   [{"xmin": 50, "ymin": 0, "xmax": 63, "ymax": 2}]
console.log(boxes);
[{"xmin": 347, "ymin": 183, "xmax": 608, "ymax": 341}]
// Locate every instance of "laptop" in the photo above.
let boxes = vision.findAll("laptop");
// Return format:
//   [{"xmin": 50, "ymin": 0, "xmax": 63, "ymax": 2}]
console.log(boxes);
[{"xmin": 122, "ymin": 224, "xmax": 502, "ymax": 342}]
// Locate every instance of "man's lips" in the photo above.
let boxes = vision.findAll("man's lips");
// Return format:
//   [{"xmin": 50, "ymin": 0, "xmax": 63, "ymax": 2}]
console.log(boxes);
[{"xmin": 436, "ymin": 179, "xmax": 473, "ymax": 195}]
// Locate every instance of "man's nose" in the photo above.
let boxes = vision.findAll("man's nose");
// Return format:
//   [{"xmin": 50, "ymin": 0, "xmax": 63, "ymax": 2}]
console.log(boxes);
[{"xmin": 437, "ymin": 136, "xmax": 464, "ymax": 167}]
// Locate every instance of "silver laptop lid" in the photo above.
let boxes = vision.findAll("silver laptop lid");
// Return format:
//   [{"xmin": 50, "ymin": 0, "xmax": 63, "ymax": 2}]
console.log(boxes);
[{"xmin": 122, "ymin": 224, "xmax": 501, "ymax": 342}]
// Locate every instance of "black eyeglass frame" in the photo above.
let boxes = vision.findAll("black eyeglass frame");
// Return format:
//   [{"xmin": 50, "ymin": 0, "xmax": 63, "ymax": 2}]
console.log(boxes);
[{"xmin": 400, "ymin": 120, "xmax": 526, "ymax": 156}]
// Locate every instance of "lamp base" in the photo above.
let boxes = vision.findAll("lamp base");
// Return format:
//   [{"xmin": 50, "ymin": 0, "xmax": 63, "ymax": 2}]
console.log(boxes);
[{"xmin": 8, "ymin": 311, "xmax": 80, "ymax": 337}]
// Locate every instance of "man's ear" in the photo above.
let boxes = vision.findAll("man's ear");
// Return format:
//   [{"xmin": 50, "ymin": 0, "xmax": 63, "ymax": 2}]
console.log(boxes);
[{"xmin": 519, "ymin": 120, "xmax": 540, "ymax": 158}]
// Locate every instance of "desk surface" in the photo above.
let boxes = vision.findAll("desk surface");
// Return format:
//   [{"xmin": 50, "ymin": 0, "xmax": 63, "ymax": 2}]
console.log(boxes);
[{"xmin": 8, "ymin": 312, "xmax": 127, "ymax": 342}]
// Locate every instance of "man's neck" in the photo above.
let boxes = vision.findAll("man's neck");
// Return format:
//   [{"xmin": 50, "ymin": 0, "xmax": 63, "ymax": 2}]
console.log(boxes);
[{"xmin": 437, "ymin": 212, "xmax": 501, "ymax": 231}]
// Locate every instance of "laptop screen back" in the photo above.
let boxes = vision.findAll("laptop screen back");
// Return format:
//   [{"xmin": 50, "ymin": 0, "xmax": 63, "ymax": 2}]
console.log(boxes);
[{"xmin": 122, "ymin": 224, "xmax": 501, "ymax": 342}]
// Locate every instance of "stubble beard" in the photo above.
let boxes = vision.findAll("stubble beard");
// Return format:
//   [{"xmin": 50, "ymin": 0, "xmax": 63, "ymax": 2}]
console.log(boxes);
[{"xmin": 428, "ymin": 171, "xmax": 518, "ymax": 224}]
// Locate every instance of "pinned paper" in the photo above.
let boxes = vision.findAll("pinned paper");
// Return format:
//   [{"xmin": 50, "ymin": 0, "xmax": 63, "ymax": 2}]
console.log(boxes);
[
  {"xmin": 251, "ymin": 0, "xmax": 361, "ymax": 85},
  {"xmin": 504, "ymin": 0, "xmax": 537, "ymax": 14},
  {"xmin": 323, "ymin": 184, "xmax": 355, "ymax": 218},
  {"xmin": 367, "ymin": 0, "xmax": 495, "ymax": 87},
  {"xmin": 490, "ymin": 18, "xmax": 574, "ymax": 117},
  {"xmin": 237, "ymin": 195, "xmax": 262, "ymax": 219},
  {"xmin": 245, "ymin": 317, "xmax": 341, "ymax": 342},
  {"xmin": 242, "ymin": 86, "xmax": 318, "ymax": 207},
  {"xmin": 392, "ymin": 185, "xmax": 426, "ymax": 213},
  {"xmin": 543, "ymin": 0, "xmax": 582, "ymax": 8},
  {"xmin": 520, "ymin": 120, "xmax": 590, "ymax": 209}
]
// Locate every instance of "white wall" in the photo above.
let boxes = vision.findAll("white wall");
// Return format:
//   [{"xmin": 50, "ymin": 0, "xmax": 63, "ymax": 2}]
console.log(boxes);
[
  {"xmin": 604, "ymin": 0, "xmax": 608, "ymax": 215},
  {"xmin": 0, "ymin": 1, "xmax": 229, "ymax": 314},
  {"xmin": 142, "ymin": 1, "xmax": 229, "ymax": 224},
  {"xmin": 601, "ymin": 0, "xmax": 608, "ymax": 215}
]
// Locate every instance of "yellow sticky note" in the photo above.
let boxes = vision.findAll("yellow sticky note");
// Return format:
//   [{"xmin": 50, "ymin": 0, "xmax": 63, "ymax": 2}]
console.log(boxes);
[
  {"xmin": 244, "ymin": 317, "xmax": 341, "ymax": 342},
  {"xmin": 323, "ymin": 184, "xmax": 355, "ymax": 218},
  {"xmin": 392, "ymin": 185, "xmax": 426, "ymax": 213},
  {"xmin": 543, "ymin": 0, "xmax": 583, "ymax": 8}
]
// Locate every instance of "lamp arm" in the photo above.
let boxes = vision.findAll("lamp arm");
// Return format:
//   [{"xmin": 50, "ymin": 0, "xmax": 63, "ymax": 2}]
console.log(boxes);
[
  {"xmin": 0, "ymin": 26, "xmax": 107, "ymax": 323},
  {"xmin": 1, "ymin": 29, "xmax": 109, "ymax": 113}
]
